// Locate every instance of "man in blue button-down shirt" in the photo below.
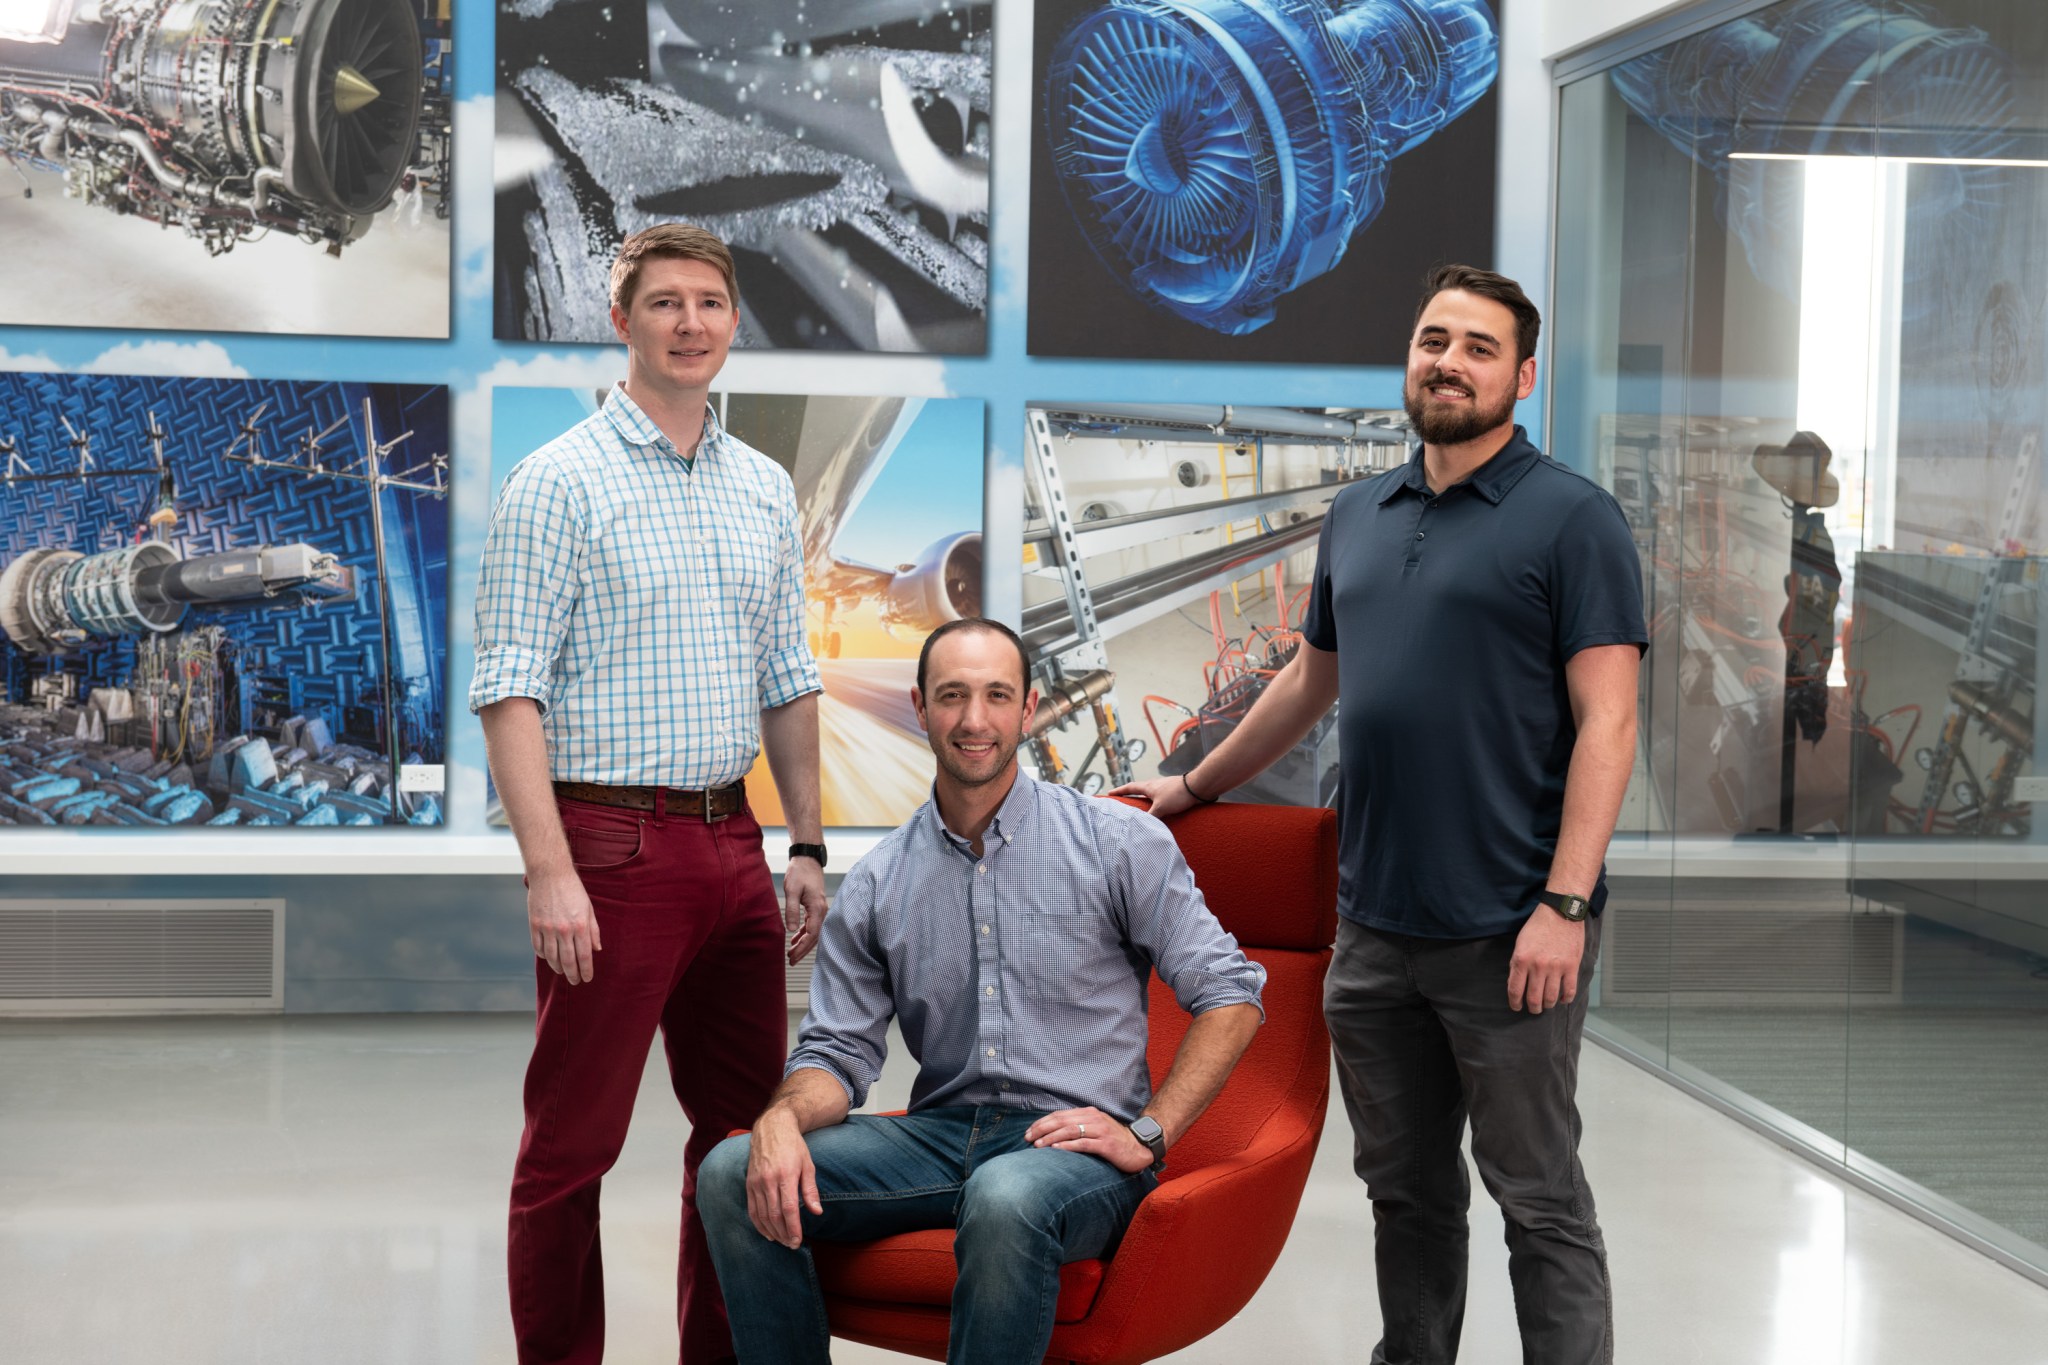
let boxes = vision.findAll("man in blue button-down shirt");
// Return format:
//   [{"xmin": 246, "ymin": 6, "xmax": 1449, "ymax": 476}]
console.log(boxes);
[
  {"xmin": 697, "ymin": 619, "xmax": 1265, "ymax": 1365},
  {"xmin": 473, "ymin": 224, "xmax": 828, "ymax": 1365}
]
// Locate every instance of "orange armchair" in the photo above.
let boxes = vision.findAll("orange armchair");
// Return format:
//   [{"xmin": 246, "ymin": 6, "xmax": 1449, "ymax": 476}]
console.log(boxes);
[{"xmin": 810, "ymin": 799, "xmax": 1340, "ymax": 1364}]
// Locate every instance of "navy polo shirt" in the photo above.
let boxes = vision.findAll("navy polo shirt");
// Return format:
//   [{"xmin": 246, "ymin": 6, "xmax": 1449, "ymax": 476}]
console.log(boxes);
[{"xmin": 1300, "ymin": 427, "xmax": 1646, "ymax": 939}]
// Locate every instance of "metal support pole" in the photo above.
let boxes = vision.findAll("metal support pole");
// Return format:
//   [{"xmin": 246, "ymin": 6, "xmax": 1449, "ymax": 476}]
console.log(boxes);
[{"xmin": 364, "ymin": 399, "xmax": 405, "ymax": 822}]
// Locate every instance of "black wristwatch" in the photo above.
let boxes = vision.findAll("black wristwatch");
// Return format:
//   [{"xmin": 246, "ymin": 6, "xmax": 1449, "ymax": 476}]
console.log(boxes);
[
  {"xmin": 1537, "ymin": 889, "xmax": 1591, "ymax": 922},
  {"xmin": 1129, "ymin": 1114, "xmax": 1168, "ymax": 1173},
  {"xmin": 787, "ymin": 842, "xmax": 828, "ymax": 869}
]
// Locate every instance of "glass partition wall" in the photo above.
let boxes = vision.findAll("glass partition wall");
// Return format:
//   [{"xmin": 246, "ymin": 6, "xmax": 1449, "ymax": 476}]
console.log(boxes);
[{"xmin": 1553, "ymin": 0, "xmax": 2048, "ymax": 1280}]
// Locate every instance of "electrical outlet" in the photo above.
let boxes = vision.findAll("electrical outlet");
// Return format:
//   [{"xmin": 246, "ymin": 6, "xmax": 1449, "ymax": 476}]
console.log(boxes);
[{"xmin": 2015, "ymin": 776, "xmax": 2048, "ymax": 803}]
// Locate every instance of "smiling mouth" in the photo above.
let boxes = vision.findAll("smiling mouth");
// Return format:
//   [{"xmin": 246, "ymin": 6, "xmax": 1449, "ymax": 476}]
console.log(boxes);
[{"xmin": 1430, "ymin": 385, "xmax": 1472, "ymax": 400}]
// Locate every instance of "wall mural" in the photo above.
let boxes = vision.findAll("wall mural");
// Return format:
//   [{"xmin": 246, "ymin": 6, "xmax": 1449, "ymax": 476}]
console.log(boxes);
[
  {"xmin": 0, "ymin": 375, "xmax": 450, "ymax": 827},
  {"xmin": 0, "ymin": 0, "xmax": 454, "ymax": 337},
  {"xmin": 487, "ymin": 387, "xmax": 984, "ymax": 826},
  {"xmin": 1029, "ymin": 0, "xmax": 1500, "ymax": 364},
  {"xmin": 494, "ymin": 0, "xmax": 991, "ymax": 352}
]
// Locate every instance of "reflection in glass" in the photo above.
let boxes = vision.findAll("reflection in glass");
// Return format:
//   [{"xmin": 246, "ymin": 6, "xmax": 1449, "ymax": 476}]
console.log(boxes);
[{"xmin": 1556, "ymin": 0, "xmax": 2048, "ymax": 1274}]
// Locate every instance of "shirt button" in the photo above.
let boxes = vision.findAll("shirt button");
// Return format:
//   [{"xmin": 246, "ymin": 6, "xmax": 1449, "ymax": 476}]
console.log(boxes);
[
  {"xmin": 1415, "ymin": 531, "xmax": 1426, "ymax": 541},
  {"xmin": 1001, "ymin": 1082, "xmax": 1011, "ymax": 1091},
  {"xmin": 985, "ymin": 1047, "xmax": 996, "ymax": 1058},
  {"xmin": 977, "ymin": 864, "xmax": 986, "ymax": 876},
  {"xmin": 985, "ymin": 985, "xmax": 995, "ymax": 996},
  {"xmin": 981, "ymin": 925, "xmax": 991, "ymax": 935}
]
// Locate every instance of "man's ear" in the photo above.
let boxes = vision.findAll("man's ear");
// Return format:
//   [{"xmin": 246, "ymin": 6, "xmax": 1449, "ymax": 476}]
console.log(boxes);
[
  {"xmin": 610, "ymin": 301, "xmax": 631, "ymax": 345},
  {"xmin": 911, "ymin": 685, "xmax": 929, "ymax": 734},
  {"xmin": 1517, "ymin": 354, "xmax": 1538, "ymax": 401},
  {"xmin": 1020, "ymin": 689, "xmax": 1040, "ymax": 738}
]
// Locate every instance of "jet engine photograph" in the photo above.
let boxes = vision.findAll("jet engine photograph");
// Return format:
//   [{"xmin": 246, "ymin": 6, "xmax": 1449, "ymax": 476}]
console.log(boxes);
[
  {"xmin": 488, "ymin": 386, "xmax": 983, "ymax": 826},
  {"xmin": 1028, "ymin": 0, "xmax": 1500, "ymax": 364},
  {"xmin": 0, "ymin": 373, "xmax": 450, "ymax": 827},
  {"xmin": 0, "ymin": 0, "xmax": 454, "ymax": 337},
  {"xmin": 494, "ymin": 0, "xmax": 990, "ymax": 352}
]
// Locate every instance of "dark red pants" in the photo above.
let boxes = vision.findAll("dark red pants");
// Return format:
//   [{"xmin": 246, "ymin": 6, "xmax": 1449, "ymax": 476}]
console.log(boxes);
[{"xmin": 509, "ymin": 794, "xmax": 789, "ymax": 1364}]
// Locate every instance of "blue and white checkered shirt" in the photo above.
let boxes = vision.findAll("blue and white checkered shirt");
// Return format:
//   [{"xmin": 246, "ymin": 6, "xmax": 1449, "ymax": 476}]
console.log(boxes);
[
  {"xmin": 787, "ymin": 772, "xmax": 1267, "ymax": 1121},
  {"xmin": 468, "ymin": 385, "xmax": 822, "ymax": 786}
]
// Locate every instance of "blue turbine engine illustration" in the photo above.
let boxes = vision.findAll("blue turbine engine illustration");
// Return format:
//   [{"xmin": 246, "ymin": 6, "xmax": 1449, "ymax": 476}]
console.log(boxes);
[
  {"xmin": 1608, "ymin": 0, "xmax": 2013, "ymax": 306},
  {"xmin": 1044, "ymin": 0, "xmax": 1497, "ymax": 335}
]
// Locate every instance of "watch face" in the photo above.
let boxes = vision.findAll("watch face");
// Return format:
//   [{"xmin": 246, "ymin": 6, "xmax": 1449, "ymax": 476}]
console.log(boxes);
[{"xmin": 1543, "ymin": 891, "xmax": 1589, "ymax": 921}]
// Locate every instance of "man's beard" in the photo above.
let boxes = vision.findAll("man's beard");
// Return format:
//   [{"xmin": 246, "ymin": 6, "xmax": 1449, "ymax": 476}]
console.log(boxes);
[
  {"xmin": 932, "ymin": 730, "xmax": 1023, "ymax": 789},
  {"xmin": 1404, "ymin": 372, "xmax": 1516, "ymax": 446}
]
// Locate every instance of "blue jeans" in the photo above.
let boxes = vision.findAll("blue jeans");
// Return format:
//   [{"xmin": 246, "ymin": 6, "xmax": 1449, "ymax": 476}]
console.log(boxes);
[{"xmin": 698, "ymin": 1105, "xmax": 1156, "ymax": 1364}]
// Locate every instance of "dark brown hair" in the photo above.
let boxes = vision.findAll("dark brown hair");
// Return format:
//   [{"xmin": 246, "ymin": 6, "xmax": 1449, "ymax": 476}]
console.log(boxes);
[
  {"xmin": 1413, "ymin": 264, "xmax": 1541, "ymax": 365},
  {"xmin": 916, "ymin": 618, "xmax": 1031, "ymax": 697},
  {"xmin": 609, "ymin": 223, "xmax": 740, "ymax": 314}
]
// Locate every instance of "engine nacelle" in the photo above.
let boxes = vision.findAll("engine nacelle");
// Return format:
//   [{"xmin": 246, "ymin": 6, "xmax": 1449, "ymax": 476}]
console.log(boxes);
[
  {"xmin": 0, "ymin": 0, "xmax": 423, "ymax": 253},
  {"xmin": 881, "ymin": 532, "xmax": 982, "ymax": 633}
]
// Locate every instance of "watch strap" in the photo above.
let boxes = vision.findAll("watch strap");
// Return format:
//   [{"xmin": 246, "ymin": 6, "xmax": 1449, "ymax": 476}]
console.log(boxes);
[
  {"xmin": 788, "ymin": 842, "xmax": 828, "ymax": 869},
  {"xmin": 1537, "ymin": 889, "xmax": 1591, "ymax": 922}
]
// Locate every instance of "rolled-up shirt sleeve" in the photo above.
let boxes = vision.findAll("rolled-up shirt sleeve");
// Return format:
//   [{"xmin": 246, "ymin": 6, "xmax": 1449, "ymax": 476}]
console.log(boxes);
[
  {"xmin": 469, "ymin": 454, "xmax": 584, "ymax": 716},
  {"xmin": 785, "ymin": 866, "xmax": 894, "ymax": 1107},
  {"xmin": 1112, "ymin": 812, "xmax": 1267, "ymax": 1018},
  {"xmin": 756, "ymin": 471, "xmax": 823, "ymax": 712}
]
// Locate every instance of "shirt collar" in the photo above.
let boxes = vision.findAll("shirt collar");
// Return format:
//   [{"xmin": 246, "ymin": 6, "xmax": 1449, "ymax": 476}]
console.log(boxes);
[
  {"xmin": 923, "ymin": 766, "xmax": 1038, "ymax": 856},
  {"xmin": 1377, "ymin": 425, "xmax": 1541, "ymax": 506},
  {"xmin": 600, "ymin": 383, "xmax": 724, "ymax": 465}
]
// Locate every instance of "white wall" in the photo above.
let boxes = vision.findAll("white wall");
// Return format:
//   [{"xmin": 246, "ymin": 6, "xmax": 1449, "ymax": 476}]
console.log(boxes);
[{"xmin": 1543, "ymin": 0, "xmax": 1701, "ymax": 58}]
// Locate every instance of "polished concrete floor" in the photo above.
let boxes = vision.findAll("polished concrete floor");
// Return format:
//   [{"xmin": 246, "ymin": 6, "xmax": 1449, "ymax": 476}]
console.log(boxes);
[{"xmin": 3, "ymin": 1013, "xmax": 2046, "ymax": 1363}]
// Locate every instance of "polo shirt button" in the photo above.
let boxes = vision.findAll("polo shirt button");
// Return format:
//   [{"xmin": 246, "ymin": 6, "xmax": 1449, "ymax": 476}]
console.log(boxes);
[{"xmin": 1415, "ymin": 531, "xmax": 1426, "ymax": 541}]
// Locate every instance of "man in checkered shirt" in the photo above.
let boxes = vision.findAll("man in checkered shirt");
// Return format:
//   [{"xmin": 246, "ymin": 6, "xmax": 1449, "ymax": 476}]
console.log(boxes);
[{"xmin": 472, "ymin": 223, "xmax": 827, "ymax": 1365}]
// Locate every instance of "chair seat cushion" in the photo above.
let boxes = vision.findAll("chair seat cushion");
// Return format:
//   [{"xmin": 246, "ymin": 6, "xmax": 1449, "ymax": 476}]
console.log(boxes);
[{"xmin": 812, "ymin": 1230, "xmax": 1107, "ymax": 1324}]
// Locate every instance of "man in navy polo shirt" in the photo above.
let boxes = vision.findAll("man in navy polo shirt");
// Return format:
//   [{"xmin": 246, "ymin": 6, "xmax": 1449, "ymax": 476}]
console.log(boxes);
[{"xmin": 1118, "ymin": 265, "xmax": 1644, "ymax": 1364}]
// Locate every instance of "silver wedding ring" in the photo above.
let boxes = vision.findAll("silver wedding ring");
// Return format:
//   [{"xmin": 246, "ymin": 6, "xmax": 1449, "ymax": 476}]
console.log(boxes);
[{"xmin": 1078, "ymin": 1122, "xmax": 1086, "ymax": 1136}]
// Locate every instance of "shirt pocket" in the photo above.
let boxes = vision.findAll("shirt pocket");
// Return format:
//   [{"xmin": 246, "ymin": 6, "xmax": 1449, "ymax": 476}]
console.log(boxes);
[{"xmin": 1021, "ymin": 913, "xmax": 1121, "ymax": 1003}]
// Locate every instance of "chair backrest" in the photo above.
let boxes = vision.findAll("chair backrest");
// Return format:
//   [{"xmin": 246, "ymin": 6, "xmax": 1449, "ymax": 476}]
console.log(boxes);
[{"xmin": 1114, "ymin": 799, "xmax": 1339, "ymax": 1177}]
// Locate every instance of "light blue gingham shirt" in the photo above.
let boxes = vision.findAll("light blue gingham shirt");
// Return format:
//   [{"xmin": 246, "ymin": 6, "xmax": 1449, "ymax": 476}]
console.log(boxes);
[
  {"xmin": 788, "ymin": 772, "xmax": 1267, "ymax": 1121},
  {"xmin": 468, "ymin": 385, "xmax": 822, "ymax": 786}
]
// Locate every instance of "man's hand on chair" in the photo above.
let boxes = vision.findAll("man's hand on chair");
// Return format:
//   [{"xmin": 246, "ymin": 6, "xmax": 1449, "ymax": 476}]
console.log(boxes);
[
  {"xmin": 746, "ymin": 1108, "xmax": 823, "ymax": 1248},
  {"xmin": 1106, "ymin": 775, "xmax": 1196, "ymax": 819},
  {"xmin": 1027, "ymin": 1106, "xmax": 1155, "ymax": 1174}
]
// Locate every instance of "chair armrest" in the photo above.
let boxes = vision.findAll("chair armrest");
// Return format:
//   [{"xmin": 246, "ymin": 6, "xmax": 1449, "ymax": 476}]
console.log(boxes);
[{"xmin": 1058, "ymin": 1104, "xmax": 1325, "ymax": 1362}]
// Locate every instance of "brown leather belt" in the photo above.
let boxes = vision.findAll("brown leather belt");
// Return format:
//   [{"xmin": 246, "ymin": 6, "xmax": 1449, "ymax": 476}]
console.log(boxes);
[{"xmin": 552, "ymin": 780, "xmax": 746, "ymax": 821}]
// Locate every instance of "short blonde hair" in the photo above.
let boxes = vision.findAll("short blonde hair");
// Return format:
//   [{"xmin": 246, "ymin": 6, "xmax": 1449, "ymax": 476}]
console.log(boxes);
[{"xmin": 609, "ymin": 223, "xmax": 740, "ymax": 314}]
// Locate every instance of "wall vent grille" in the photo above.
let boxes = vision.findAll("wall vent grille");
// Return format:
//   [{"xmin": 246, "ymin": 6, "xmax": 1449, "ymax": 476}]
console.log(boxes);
[{"xmin": 0, "ymin": 899, "xmax": 285, "ymax": 1015}]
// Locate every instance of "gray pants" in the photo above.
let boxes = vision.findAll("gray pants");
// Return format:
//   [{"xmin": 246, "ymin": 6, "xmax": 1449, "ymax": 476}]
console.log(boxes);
[{"xmin": 1324, "ymin": 915, "xmax": 1613, "ymax": 1365}]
